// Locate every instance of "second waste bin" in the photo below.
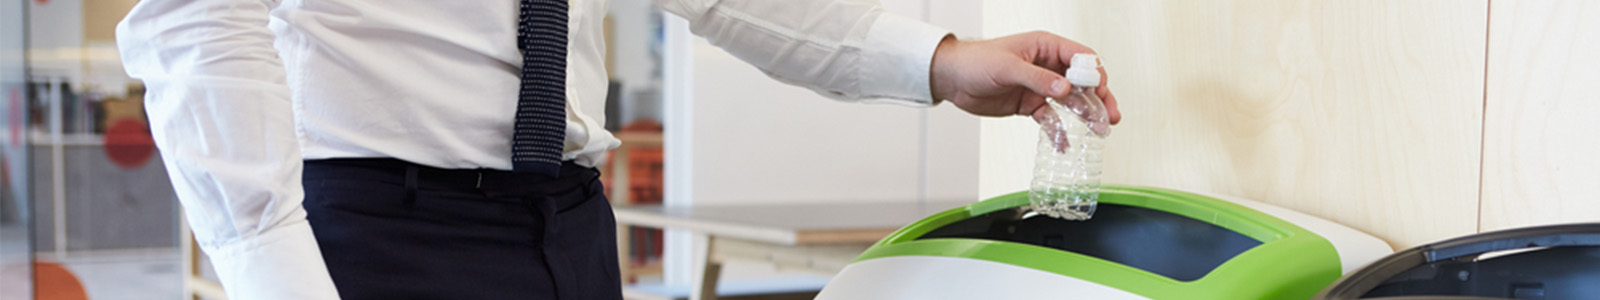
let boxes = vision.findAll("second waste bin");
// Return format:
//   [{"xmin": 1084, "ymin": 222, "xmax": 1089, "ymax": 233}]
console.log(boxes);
[{"xmin": 1314, "ymin": 223, "xmax": 1600, "ymax": 300}]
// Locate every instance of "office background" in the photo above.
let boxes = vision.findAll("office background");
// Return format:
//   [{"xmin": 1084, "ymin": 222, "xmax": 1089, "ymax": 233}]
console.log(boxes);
[{"xmin": 5, "ymin": 0, "xmax": 1600, "ymax": 299}]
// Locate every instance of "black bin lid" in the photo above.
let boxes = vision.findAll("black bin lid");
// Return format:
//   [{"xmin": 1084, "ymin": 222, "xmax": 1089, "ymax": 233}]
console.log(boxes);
[
  {"xmin": 1314, "ymin": 223, "xmax": 1600, "ymax": 300},
  {"xmin": 917, "ymin": 203, "xmax": 1263, "ymax": 282}
]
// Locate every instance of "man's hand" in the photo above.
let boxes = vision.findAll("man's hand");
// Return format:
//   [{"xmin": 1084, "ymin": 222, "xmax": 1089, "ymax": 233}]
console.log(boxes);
[{"xmin": 929, "ymin": 31, "xmax": 1121, "ymax": 125}]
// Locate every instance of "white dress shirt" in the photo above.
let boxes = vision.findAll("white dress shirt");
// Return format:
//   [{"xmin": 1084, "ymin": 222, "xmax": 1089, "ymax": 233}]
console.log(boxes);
[{"xmin": 117, "ymin": 0, "xmax": 948, "ymax": 298}]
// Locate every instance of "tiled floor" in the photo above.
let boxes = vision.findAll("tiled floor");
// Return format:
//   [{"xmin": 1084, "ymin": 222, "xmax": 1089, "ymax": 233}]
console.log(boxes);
[{"xmin": 1, "ymin": 225, "xmax": 30, "ymax": 300}]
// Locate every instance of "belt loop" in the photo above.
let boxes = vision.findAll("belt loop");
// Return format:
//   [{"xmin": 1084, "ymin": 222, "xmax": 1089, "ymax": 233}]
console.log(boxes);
[
  {"xmin": 533, "ymin": 195, "xmax": 558, "ymax": 235},
  {"xmin": 404, "ymin": 164, "xmax": 419, "ymax": 209}
]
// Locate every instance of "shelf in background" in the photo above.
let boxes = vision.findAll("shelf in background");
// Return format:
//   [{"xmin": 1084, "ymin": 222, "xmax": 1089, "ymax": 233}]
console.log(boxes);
[
  {"xmin": 615, "ymin": 131, "xmax": 663, "ymax": 148},
  {"xmin": 28, "ymin": 131, "xmax": 106, "ymax": 147}
]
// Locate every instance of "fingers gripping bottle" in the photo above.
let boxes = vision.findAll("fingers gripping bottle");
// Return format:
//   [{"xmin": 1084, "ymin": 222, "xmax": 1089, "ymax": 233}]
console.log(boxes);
[{"xmin": 1029, "ymin": 54, "xmax": 1111, "ymax": 220}]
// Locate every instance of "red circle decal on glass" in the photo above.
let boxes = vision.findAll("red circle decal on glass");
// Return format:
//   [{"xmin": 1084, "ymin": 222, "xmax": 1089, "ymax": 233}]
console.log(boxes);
[{"xmin": 103, "ymin": 119, "xmax": 156, "ymax": 170}]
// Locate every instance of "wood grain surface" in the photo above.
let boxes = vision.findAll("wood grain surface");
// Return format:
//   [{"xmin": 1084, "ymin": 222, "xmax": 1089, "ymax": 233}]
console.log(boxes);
[
  {"xmin": 982, "ymin": 0, "xmax": 1488, "ymax": 249},
  {"xmin": 1480, "ymin": 1, "xmax": 1600, "ymax": 231}
]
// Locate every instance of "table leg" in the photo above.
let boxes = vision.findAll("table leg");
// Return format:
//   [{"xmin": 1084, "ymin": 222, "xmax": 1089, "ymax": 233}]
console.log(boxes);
[
  {"xmin": 617, "ymin": 219, "xmax": 632, "ymax": 287},
  {"xmin": 688, "ymin": 233, "xmax": 721, "ymax": 300},
  {"xmin": 610, "ymin": 147, "xmax": 631, "ymax": 206},
  {"xmin": 182, "ymin": 216, "xmax": 198, "ymax": 300}
]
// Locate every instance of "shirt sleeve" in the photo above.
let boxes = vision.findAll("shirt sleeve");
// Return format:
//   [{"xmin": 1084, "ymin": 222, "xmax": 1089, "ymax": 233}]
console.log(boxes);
[
  {"xmin": 116, "ymin": 1, "xmax": 341, "ymax": 299},
  {"xmin": 656, "ymin": 0, "xmax": 952, "ymax": 106}
]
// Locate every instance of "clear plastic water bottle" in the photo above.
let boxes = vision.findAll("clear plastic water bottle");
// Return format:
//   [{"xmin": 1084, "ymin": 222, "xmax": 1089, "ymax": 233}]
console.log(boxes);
[{"xmin": 1029, "ymin": 54, "xmax": 1111, "ymax": 220}]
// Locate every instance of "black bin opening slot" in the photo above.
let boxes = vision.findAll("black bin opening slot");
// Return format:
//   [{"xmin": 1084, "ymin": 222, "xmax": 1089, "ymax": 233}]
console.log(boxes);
[
  {"xmin": 917, "ymin": 203, "xmax": 1261, "ymax": 281},
  {"xmin": 1363, "ymin": 246, "xmax": 1600, "ymax": 299}
]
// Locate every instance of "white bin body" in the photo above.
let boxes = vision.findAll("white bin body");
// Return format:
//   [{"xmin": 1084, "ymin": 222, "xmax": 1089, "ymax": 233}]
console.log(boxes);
[{"xmin": 814, "ymin": 256, "xmax": 1153, "ymax": 300}]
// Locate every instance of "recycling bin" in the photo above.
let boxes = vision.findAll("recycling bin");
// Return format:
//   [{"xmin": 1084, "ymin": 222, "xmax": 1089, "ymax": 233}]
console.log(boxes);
[
  {"xmin": 815, "ymin": 185, "xmax": 1392, "ymax": 300},
  {"xmin": 1315, "ymin": 223, "xmax": 1600, "ymax": 300}
]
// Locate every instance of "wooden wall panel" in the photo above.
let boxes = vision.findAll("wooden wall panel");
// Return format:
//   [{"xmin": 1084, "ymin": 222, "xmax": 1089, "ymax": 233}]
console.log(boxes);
[
  {"xmin": 981, "ymin": 0, "xmax": 1486, "ymax": 248},
  {"xmin": 1480, "ymin": 1, "xmax": 1600, "ymax": 231}
]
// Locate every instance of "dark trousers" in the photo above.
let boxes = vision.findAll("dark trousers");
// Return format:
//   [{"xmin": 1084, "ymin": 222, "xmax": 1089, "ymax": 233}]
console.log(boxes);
[{"xmin": 302, "ymin": 158, "xmax": 622, "ymax": 299}]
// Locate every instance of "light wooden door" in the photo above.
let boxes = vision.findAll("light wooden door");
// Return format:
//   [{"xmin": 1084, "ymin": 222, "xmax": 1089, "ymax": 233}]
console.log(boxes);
[
  {"xmin": 1480, "ymin": 1, "xmax": 1600, "ymax": 231},
  {"xmin": 981, "ymin": 0, "xmax": 1488, "ymax": 249}
]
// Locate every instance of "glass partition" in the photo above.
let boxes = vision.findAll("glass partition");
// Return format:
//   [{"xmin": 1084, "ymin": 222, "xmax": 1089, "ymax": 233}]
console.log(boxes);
[
  {"xmin": 2, "ymin": 0, "xmax": 33, "ymax": 297},
  {"xmin": 23, "ymin": 0, "xmax": 185, "ymax": 298}
]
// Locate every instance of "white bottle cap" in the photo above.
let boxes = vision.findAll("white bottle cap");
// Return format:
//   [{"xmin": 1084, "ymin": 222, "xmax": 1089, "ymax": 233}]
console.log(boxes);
[{"xmin": 1065, "ymin": 54, "xmax": 1100, "ymax": 87}]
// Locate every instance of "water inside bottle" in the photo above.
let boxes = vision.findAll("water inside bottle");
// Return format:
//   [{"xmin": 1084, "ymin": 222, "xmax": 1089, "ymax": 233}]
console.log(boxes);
[
  {"xmin": 1028, "ymin": 89, "xmax": 1105, "ymax": 221},
  {"xmin": 1028, "ymin": 189, "xmax": 1098, "ymax": 220}
]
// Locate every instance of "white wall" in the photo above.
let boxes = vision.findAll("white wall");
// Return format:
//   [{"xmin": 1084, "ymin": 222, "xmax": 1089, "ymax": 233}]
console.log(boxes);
[
  {"xmin": 27, "ymin": 0, "xmax": 85, "ymax": 84},
  {"xmin": 607, "ymin": 0, "xmax": 665, "ymax": 123},
  {"xmin": 679, "ymin": 0, "xmax": 982, "ymax": 206},
  {"xmin": 683, "ymin": 40, "xmax": 923, "ymax": 204},
  {"xmin": 662, "ymin": 0, "xmax": 984, "ymax": 284},
  {"xmin": 608, "ymin": 0, "xmax": 657, "ymax": 88}
]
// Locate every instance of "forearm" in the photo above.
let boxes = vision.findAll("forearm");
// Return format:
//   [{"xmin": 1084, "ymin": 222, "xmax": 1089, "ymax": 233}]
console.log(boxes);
[{"xmin": 656, "ymin": 0, "xmax": 950, "ymax": 106}]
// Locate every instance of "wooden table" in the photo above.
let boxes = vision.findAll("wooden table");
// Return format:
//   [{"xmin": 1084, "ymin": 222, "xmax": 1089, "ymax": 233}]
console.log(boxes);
[{"xmin": 613, "ymin": 201, "xmax": 971, "ymax": 300}]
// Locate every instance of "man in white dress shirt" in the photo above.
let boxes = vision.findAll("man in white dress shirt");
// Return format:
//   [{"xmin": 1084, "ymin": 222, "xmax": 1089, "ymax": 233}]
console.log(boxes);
[{"xmin": 117, "ymin": 0, "xmax": 1122, "ymax": 299}]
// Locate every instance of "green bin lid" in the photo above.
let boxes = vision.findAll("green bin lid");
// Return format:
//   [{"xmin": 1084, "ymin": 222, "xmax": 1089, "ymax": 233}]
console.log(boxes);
[{"xmin": 852, "ymin": 185, "xmax": 1342, "ymax": 300}]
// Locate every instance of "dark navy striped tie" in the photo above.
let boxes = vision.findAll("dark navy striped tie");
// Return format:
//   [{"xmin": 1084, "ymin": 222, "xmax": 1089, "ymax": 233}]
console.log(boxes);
[{"xmin": 512, "ymin": 0, "xmax": 568, "ymax": 175}]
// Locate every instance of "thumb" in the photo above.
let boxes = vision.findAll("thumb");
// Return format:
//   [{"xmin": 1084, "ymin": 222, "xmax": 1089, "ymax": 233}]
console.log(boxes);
[{"xmin": 999, "ymin": 62, "xmax": 1070, "ymax": 99}]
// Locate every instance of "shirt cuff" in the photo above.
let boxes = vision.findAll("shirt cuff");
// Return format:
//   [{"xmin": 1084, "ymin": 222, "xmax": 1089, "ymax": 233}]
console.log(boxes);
[
  {"xmin": 858, "ymin": 13, "xmax": 950, "ymax": 107},
  {"xmin": 205, "ymin": 220, "xmax": 341, "ymax": 300}
]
